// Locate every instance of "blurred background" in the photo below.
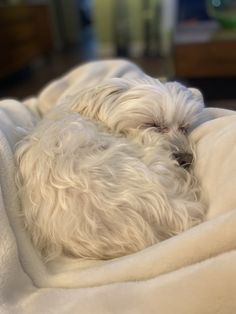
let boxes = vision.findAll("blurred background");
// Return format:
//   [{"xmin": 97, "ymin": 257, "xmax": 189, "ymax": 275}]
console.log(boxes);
[{"xmin": 0, "ymin": 0, "xmax": 236, "ymax": 109}]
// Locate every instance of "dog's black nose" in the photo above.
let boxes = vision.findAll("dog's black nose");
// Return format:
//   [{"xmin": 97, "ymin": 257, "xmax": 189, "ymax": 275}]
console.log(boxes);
[{"xmin": 173, "ymin": 152, "xmax": 193, "ymax": 169}]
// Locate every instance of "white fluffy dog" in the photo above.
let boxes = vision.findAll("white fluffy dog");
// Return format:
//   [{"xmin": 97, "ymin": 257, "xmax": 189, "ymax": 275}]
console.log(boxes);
[{"xmin": 16, "ymin": 65, "xmax": 206, "ymax": 261}]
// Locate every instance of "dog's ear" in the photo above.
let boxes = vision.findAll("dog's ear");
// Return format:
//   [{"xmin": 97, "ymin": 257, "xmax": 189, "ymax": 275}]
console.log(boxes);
[
  {"xmin": 187, "ymin": 87, "xmax": 206, "ymax": 129},
  {"xmin": 188, "ymin": 88, "xmax": 204, "ymax": 105}
]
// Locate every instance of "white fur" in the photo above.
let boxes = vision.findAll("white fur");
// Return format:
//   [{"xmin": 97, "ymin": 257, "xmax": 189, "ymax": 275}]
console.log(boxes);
[{"xmin": 15, "ymin": 75, "xmax": 206, "ymax": 261}]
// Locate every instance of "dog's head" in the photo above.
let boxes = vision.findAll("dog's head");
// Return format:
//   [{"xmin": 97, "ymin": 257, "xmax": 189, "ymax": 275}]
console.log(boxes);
[{"xmin": 63, "ymin": 77, "xmax": 204, "ymax": 168}]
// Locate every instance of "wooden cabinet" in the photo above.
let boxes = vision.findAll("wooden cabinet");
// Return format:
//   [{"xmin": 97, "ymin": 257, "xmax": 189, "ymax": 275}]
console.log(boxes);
[
  {"xmin": 174, "ymin": 22, "xmax": 236, "ymax": 78},
  {"xmin": 0, "ymin": 5, "xmax": 53, "ymax": 78}
]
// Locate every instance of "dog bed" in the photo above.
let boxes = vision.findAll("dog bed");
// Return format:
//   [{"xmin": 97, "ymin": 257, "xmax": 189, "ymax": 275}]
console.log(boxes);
[{"xmin": 1, "ymin": 60, "xmax": 236, "ymax": 314}]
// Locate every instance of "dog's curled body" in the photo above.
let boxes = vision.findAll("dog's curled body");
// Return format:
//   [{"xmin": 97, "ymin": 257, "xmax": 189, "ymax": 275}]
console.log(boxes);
[
  {"xmin": 16, "ymin": 101, "xmax": 205, "ymax": 261},
  {"xmin": 16, "ymin": 63, "xmax": 206, "ymax": 261}
]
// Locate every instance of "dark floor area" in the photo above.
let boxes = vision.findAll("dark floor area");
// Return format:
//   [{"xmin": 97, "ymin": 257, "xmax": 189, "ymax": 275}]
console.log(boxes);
[
  {"xmin": 0, "ymin": 48, "xmax": 82, "ymax": 100},
  {"xmin": 0, "ymin": 48, "xmax": 236, "ymax": 111}
]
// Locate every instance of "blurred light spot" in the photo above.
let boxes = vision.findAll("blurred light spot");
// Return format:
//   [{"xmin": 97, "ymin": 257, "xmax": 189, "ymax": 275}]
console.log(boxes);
[{"xmin": 212, "ymin": 0, "xmax": 221, "ymax": 7}]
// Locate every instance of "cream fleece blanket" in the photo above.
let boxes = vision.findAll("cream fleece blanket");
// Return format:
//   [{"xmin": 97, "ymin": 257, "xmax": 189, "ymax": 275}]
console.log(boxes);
[{"xmin": 1, "ymin": 60, "xmax": 236, "ymax": 314}]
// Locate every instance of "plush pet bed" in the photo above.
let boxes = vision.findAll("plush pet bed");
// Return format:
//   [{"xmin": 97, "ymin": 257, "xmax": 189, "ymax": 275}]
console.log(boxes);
[{"xmin": 1, "ymin": 60, "xmax": 236, "ymax": 314}]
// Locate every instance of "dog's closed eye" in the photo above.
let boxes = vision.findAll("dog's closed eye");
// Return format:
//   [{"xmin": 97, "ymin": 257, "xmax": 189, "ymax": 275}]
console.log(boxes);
[
  {"xmin": 178, "ymin": 126, "xmax": 189, "ymax": 135},
  {"xmin": 144, "ymin": 123, "xmax": 169, "ymax": 133}
]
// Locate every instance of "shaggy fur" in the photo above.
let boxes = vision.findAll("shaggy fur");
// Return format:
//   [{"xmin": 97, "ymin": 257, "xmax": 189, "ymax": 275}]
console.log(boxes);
[
  {"xmin": 61, "ymin": 77, "xmax": 204, "ymax": 167},
  {"xmin": 15, "ymin": 75, "xmax": 206, "ymax": 261}
]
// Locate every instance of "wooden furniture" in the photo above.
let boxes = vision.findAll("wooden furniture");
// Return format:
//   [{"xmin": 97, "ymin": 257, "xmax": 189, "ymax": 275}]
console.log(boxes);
[
  {"xmin": 174, "ymin": 22, "xmax": 236, "ymax": 78},
  {"xmin": 0, "ymin": 5, "xmax": 53, "ymax": 79}
]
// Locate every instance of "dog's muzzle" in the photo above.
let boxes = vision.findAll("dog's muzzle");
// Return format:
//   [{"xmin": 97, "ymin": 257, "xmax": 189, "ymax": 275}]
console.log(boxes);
[{"xmin": 173, "ymin": 152, "xmax": 193, "ymax": 169}]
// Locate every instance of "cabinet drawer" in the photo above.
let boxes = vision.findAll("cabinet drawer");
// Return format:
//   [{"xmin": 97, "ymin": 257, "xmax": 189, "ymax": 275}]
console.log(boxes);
[
  {"xmin": 0, "ymin": 7, "xmax": 32, "ymax": 25},
  {"xmin": 175, "ymin": 41, "xmax": 236, "ymax": 77}
]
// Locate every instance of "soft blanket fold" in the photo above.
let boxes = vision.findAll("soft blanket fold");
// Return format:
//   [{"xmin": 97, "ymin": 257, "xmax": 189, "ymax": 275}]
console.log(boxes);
[{"xmin": 0, "ymin": 60, "xmax": 236, "ymax": 314}]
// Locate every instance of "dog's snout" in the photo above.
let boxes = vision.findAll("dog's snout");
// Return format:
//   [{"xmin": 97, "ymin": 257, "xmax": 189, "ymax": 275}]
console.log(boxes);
[{"xmin": 173, "ymin": 152, "xmax": 193, "ymax": 169}]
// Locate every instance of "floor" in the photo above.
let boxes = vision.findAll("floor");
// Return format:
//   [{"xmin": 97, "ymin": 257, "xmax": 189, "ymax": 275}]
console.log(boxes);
[{"xmin": 0, "ymin": 48, "xmax": 236, "ymax": 111}]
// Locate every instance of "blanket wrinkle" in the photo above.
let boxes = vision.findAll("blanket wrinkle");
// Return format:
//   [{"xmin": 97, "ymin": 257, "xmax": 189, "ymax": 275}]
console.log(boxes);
[
  {"xmin": 0, "ymin": 60, "xmax": 236, "ymax": 313},
  {"xmin": 0, "ymin": 134, "xmax": 35, "ymax": 311},
  {"xmin": 43, "ymin": 208, "xmax": 236, "ymax": 289}
]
